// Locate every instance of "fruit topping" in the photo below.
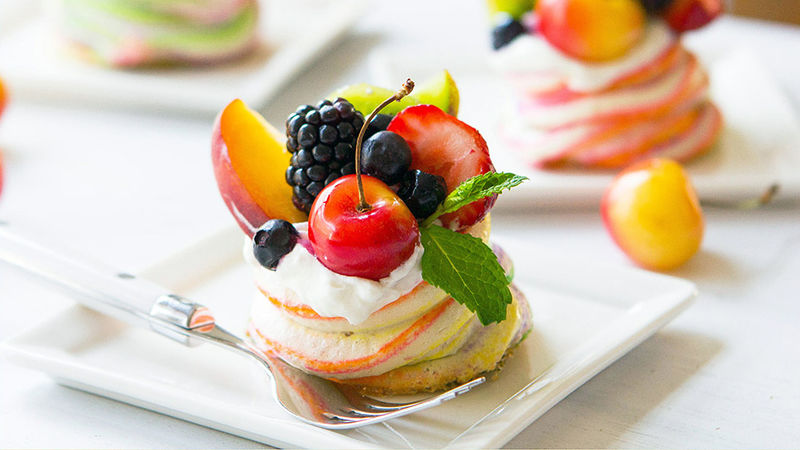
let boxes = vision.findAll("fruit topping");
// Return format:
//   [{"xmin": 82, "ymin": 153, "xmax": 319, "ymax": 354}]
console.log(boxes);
[
  {"xmin": 360, "ymin": 131, "xmax": 412, "ymax": 186},
  {"xmin": 602, "ymin": 158, "xmax": 704, "ymax": 270},
  {"xmin": 487, "ymin": 0, "xmax": 535, "ymax": 20},
  {"xmin": 284, "ymin": 98, "xmax": 365, "ymax": 213},
  {"xmin": 212, "ymin": 99, "xmax": 306, "ymax": 237},
  {"xmin": 536, "ymin": 0, "xmax": 646, "ymax": 62},
  {"xmin": 397, "ymin": 170, "xmax": 447, "ymax": 220},
  {"xmin": 492, "ymin": 15, "xmax": 527, "ymax": 50},
  {"xmin": 387, "ymin": 105, "xmax": 496, "ymax": 231},
  {"xmin": 663, "ymin": 0, "xmax": 723, "ymax": 32},
  {"xmin": 253, "ymin": 219, "xmax": 299, "ymax": 270}
]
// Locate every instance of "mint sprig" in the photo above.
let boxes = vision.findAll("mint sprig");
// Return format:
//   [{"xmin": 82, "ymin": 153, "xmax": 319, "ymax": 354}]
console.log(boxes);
[
  {"xmin": 422, "ymin": 172, "xmax": 528, "ymax": 227},
  {"xmin": 420, "ymin": 226, "xmax": 511, "ymax": 325},
  {"xmin": 418, "ymin": 172, "xmax": 527, "ymax": 325}
]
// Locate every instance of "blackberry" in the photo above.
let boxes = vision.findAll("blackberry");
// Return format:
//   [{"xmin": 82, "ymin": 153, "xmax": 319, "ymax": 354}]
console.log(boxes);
[
  {"xmin": 284, "ymin": 98, "xmax": 365, "ymax": 212},
  {"xmin": 398, "ymin": 170, "xmax": 447, "ymax": 220}
]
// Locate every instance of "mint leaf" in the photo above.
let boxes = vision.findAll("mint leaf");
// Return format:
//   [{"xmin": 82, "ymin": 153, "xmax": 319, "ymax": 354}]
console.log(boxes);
[
  {"xmin": 422, "ymin": 172, "xmax": 527, "ymax": 227},
  {"xmin": 420, "ymin": 225, "xmax": 512, "ymax": 325}
]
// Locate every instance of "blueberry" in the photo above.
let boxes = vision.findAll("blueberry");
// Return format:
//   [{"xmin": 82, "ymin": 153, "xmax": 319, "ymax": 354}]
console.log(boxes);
[
  {"xmin": 397, "ymin": 170, "xmax": 447, "ymax": 219},
  {"xmin": 365, "ymin": 114, "xmax": 393, "ymax": 139},
  {"xmin": 253, "ymin": 220, "xmax": 299, "ymax": 270},
  {"xmin": 360, "ymin": 131, "xmax": 412, "ymax": 185},
  {"xmin": 639, "ymin": 0, "xmax": 672, "ymax": 14},
  {"xmin": 492, "ymin": 15, "xmax": 525, "ymax": 50}
]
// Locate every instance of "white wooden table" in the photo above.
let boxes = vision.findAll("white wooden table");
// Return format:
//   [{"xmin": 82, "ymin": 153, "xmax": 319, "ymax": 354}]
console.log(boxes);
[{"xmin": 1, "ymin": 1, "xmax": 799, "ymax": 447}]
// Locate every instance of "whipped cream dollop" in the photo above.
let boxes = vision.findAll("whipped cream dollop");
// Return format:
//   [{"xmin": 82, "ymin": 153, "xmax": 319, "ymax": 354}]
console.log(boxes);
[
  {"xmin": 490, "ymin": 21, "xmax": 676, "ymax": 92},
  {"xmin": 244, "ymin": 223, "xmax": 424, "ymax": 325}
]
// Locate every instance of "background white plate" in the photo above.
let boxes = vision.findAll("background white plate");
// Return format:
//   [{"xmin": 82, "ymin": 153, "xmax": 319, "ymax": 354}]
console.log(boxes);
[
  {"xmin": 1, "ymin": 227, "xmax": 695, "ymax": 449},
  {"xmin": 372, "ymin": 48, "xmax": 800, "ymax": 209},
  {"xmin": 0, "ymin": 0, "xmax": 366, "ymax": 114}
]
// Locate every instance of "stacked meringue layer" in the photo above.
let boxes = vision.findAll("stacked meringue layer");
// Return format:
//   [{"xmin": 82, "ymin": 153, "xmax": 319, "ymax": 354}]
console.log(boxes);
[
  {"xmin": 53, "ymin": 0, "xmax": 259, "ymax": 67},
  {"xmin": 245, "ymin": 218, "xmax": 533, "ymax": 395},
  {"xmin": 493, "ymin": 22, "xmax": 722, "ymax": 169}
]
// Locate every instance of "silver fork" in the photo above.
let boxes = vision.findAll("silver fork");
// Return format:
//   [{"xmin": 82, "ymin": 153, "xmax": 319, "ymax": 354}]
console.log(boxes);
[{"xmin": 0, "ymin": 221, "xmax": 484, "ymax": 429}]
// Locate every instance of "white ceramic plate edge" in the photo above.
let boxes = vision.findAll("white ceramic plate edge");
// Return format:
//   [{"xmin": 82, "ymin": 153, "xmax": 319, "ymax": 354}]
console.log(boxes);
[{"xmin": 456, "ymin": 287, "xmax": 695, "ymax": 448}]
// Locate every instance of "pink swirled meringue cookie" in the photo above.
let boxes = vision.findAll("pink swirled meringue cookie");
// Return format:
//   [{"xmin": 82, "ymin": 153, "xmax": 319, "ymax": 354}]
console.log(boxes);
[
  {"xmin": 50, "ymin": 0, "xmax": 259, "ymax": 67},
  {"xmin": 488, "ymin": 0, "xmax": 723, "ymax": 169}
]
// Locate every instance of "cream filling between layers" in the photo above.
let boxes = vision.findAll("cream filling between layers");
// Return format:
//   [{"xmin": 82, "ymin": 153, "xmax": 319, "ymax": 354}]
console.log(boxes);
[{"xmin": 245, "ymin": 222, "xmax": 424, "ymax": 325}]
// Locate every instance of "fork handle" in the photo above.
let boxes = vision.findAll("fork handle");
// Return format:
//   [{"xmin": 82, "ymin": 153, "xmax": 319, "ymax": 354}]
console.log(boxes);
[{"xmin": 0, "ymin": 221, "xmax": 210, "ymax": 346}]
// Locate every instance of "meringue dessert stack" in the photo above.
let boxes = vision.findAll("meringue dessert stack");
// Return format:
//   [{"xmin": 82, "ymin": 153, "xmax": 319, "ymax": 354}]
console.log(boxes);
[
  {"xmin": 490, "ymin": 0, "xmax": 724, "ymax": 169},
  {"xmin": 211, "ymin": 81, "xmax": 532, "ymax": 395},
  {"xmin": 51, "ymin": 0, "xmax": 260, "ymax": 67},
  {"xmin": 245, "ymin": 219, "xmax": 532, "ymax": 395}
]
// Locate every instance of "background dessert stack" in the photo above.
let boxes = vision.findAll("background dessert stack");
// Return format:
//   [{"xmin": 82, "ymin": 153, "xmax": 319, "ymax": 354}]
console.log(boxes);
[{"xmin": 489, "ymin": 0, "xmax": 724, "ymax": 169}]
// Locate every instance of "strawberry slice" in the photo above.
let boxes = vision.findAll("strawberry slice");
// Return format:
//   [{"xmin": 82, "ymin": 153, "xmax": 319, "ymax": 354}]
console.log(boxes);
[{"xmin": 388, "ymin": 105, "xmax": 495, "ymax": 231}]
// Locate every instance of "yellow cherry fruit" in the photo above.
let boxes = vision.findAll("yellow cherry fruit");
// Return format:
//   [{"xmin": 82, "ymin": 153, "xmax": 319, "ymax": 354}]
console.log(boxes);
[{"xmin": 601, "ymin": 158, "xmax": 704, "ymax": 270}]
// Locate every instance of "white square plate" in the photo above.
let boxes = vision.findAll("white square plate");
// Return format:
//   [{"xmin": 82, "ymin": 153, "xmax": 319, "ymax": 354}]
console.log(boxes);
[
  {"xmin": 1, "ymin": 227, "xmax": 695, "ymax": 449},
  {"xmin": 0, "ymin": 0, "xmax": 366, "ymax": 114},
  {"xmin": 372, "ymin": 48, "xmax": 800, "ymax": 208}
]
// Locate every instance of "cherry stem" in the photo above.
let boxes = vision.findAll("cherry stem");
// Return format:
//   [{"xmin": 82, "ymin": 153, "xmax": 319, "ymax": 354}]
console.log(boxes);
[{"xmin": 354, "ymin": 78, "xmax": 415, "ymax": 212}]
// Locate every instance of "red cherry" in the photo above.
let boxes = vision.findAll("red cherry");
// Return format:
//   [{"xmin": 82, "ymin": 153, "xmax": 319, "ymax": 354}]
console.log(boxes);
[
  {"xmin": 308, "ymin": 175, "xmax": 420, "ymax": 280},
  {"xmin": 663, "ymin": 0, "xmax": 723, "ymax": 33}
]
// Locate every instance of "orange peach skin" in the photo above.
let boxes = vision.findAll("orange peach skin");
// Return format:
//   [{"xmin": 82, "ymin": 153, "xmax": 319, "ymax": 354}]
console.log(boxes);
[
  {"xmin": 602, "ymin": 158, "xmax": 704, "ymax": 270},
  {"xmin": 0, "ymin": 76, "xmax": 7, "ymax": 120},
  {"xmin": 212, "ymin": 99, "xmax": 306, "ymax": 236},
  {"xmin": 536, "ymin": 0, "xmax": 646, "ymax": 62}
]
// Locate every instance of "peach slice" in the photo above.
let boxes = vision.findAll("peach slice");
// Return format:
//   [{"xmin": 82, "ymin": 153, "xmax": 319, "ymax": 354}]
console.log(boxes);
[{"xmin": 212, "ymin": 99, "xmax": 306, "ymax": 236}]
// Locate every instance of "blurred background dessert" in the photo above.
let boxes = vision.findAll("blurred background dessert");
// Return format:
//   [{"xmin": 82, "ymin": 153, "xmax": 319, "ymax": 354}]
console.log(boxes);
[
  {"xmin": 49, "ymin": 0, "xmax": 260, "ymax": 67},
  {"xmin": 489, "ymin": 0, "xmax": 724, "ymax": 169}
]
